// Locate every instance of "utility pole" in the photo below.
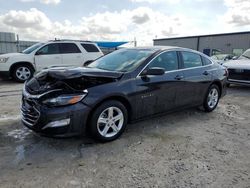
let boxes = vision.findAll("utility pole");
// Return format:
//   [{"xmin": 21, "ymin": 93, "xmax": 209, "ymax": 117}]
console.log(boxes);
[
  {"xmin": 16, "ymin": 34, "xmax": 20, "ymax": 52},
  {"xmin": 134, "ymin": 37, "xmax": 137, "ymax": 47}
]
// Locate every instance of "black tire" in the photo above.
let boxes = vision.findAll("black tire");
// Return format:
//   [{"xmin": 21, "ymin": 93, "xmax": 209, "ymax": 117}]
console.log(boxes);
[
  {"xmin": 12, "ymin": 64, "xmax": 34, "ymax": 83},
  {"xmin": 226, "ymin": 83, "xmax": 230, "ymax": 87},
  {"xmin": 89, "ymin": 100, "xmax": 128, "ymax": 142},
  {"xmin": 203, "ymin": 84, "xmax": 220, "ymax": 112}
]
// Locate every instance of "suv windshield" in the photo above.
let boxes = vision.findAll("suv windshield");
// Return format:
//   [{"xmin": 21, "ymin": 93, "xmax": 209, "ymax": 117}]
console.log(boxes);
[
  {"xmin": 87, "ymin": 49, "xmax": 157, "ymax": 72},
  {"xmin": 22, "ymin": 43, "xmax": 45, "ymax": 54}
]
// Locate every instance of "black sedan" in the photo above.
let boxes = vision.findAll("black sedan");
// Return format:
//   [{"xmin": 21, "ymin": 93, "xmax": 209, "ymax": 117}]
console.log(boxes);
[{"xmin": 21, "ymin": 46, "xmax": 227, "ymax": 142}]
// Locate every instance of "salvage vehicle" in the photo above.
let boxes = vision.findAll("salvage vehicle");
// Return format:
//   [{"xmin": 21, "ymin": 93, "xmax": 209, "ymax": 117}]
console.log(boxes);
[
  {"xmin": 0, "ymin": 40, "xmax": 103, "ymax": 82},
  {"xmin": 223, "ymin": 48, "xmax": 250, "ymax": 86},
  {"xmin": 21, "ymin": 46, "xmax": 227, "ymax": 142},
  {"xmin": 211, "ymin": 54, "xmax": 234, "ymax": 65}
]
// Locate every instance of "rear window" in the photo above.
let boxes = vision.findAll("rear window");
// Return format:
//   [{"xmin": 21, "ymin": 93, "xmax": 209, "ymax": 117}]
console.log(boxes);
[
  {"xmin": 181, "ymin": 51, "xmax": 203, "ymax": 68},
  {"xmin": 81, "ymin": 43, "xmax": 100, "ymax": 52},
  {"xmin": 59, "ymin": 43, "xmax": 81, "ymax": 53}
]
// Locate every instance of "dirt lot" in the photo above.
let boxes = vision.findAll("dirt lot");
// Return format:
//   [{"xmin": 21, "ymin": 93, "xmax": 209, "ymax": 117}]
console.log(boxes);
[{"xmin": 0, "ymin": 78, "xmax": 250, "ymax": 188}]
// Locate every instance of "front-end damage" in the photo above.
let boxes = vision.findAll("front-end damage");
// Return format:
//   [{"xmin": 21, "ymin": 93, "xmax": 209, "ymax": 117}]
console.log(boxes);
[{"xmin": 21, "ymin": 67, "xmax": 123, "ymax": 136}]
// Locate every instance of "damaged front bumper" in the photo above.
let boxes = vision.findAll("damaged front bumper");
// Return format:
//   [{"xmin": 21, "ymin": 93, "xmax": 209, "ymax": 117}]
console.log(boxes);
[
  {"xmin": 21, "ymin": 96, "xmax": 91, "ymax": 137},
  {"xmin": 20, "ymin": 66, "xmax": 121, "ymax": 137}
]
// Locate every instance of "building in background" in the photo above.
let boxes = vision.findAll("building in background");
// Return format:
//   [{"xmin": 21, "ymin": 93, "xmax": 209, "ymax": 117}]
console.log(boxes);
[
  {"xmin": 153, "ymin": 31, "xmax": 250, "ymax": 56},
  {"xmin": 0, "ymin": 32, "xmax": 37, "ymax": 54}
]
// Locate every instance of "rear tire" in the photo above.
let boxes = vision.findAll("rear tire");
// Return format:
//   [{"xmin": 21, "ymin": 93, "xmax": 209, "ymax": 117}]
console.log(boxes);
[
  {"xmin": 203, "ymin": 84, "xmax": 220, "ymax": 112},
  {"xmin": 89, "ymin": 100, "xmax": 128, "ymax": 142},
  {"xmin": 12, "ymin": 64, "xmax": 34, "ymax": 82}
]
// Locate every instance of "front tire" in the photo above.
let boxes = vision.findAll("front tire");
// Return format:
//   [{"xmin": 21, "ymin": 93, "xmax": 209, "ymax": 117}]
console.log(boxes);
[
  {"xmin": 89, "ymin": 100, "xmax": 128, "ymax": 142},
  {"xmin": 12, "ymin": 64, "xmax": 34, "ymax": 82},
  {"xmin": 203, "ymin": 84, "xmax": 220, "ymax": 112}
]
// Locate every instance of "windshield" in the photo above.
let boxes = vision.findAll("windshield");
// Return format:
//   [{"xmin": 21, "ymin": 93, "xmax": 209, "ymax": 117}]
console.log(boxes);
[
  {"xmin": 216, "ymin": 55, "xmax": 227, "ymax": 60},
  {"xmin": 87, "ymin": 48, "xmax": 157, "ymax": 72},
  {"xmin": 240, "ymin": 49, "xmax": 250, "ymax": 59},
  {"xmin": 22, "ymin": 43, "xmax": 45, "ymax": 54},
  {"xmin": 211, "ymin": 54, "xmax": 228, "ymax": 60}
]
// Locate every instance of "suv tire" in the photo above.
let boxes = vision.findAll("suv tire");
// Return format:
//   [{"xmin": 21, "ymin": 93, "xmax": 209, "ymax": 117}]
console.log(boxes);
[{"xmin": 12, "ymin": 64, "xmax": 34, "ymax": 82}]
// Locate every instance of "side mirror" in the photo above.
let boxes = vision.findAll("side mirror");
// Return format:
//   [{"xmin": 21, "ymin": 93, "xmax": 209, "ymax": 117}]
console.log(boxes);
[
  {"xmin": 141, "ymin": 67, "xmax": 165, "ymax": 76},
  {"xmin": 35, "ymin": 51, "xmax": 43, "ymax": 55}
]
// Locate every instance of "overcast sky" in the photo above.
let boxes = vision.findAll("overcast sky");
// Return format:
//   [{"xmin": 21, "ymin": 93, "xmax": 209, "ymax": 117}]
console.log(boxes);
[{"xmin": 0, "ymin": 0, "xmax": 249, "ymax": 45}]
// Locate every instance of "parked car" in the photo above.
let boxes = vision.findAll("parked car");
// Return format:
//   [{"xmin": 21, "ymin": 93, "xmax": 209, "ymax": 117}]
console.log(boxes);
[
  {"xmin": 21, "ymin": 46, "xmax": 227, "ymax": 142},
  {"xmin": 211, "ymin": 54, "xmax": 234, "ymax": 65},
  {"xmin": 0, "ymin": 40, "xmax": 103, "ymax": 82},
  {"xmin": 223, "ymin": 49, "xmax": 250, "ymax": 86}
]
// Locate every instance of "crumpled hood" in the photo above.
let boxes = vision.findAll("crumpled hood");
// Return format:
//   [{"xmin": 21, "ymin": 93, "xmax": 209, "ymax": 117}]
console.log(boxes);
[
  {"xmin": 26, "ymin": 67, "xmax": 123, "ymax": 95},
  {"xmin": 35, "ymin": 67, "xmax": 123, "ymax": 80},
  {"xmin": 223, "ymin": 59, "xmax": 250, "ymax": 70}
]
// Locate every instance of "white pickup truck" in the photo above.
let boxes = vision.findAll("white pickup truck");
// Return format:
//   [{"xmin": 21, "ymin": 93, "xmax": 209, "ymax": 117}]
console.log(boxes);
[{"xmin": 0, "ymin": 40, "xmax": 103, "ymax": 82}]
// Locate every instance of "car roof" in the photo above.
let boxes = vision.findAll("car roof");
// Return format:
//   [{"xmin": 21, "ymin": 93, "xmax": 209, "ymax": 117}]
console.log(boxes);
[
  {"xmin": 45, "ymin": 40, "xmax": 98, "ymax": 45},
  {"xmin": 127, "ymin": 46, "xmax": 205, "ymax": 55},
  {"xmin": 128, "ymin": 46, "xmax": 181, "ymax": 51}
]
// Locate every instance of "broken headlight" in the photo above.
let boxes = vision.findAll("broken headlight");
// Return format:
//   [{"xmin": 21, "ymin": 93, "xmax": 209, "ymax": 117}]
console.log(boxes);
[{"xmin": 43, "ymin": 91, "xmax": 88, "ymax": 107}]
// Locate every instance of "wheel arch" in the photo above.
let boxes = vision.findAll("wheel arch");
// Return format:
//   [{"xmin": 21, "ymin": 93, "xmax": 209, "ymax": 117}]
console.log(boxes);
[
  {"xmin": 210, "ymin": 80, "xmax": 222, "ymax": 98},
  {"xmin": 85, "ymin": 95, "xmax": 133, "ymax": 132},
  {"xmin": 9, "ymin": 62, "xmax": 35, "ymax": 77}
]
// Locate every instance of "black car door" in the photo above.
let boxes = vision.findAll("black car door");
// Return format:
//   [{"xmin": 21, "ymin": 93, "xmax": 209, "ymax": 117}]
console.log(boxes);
[
  {"xmin": 135, "ymin": 51, "xmax": 185, "ymax": 119},
  {"xmin": 176, "ymin": 51, "xmax": 212, "ymax": 106}
]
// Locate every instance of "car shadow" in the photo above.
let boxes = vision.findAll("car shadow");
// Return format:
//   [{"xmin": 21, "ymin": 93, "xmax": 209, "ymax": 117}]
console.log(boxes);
[
  {"xmin": 227, "ymin": 84, "xmax": 250, "ymax": 95},
  {"xmin": 0, "ymin": 78, "xmax": 22, "ymax": 84}
]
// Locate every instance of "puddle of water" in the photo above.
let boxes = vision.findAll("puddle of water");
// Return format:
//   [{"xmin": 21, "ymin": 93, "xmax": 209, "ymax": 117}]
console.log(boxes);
[{"xmin": 7, "ymin": 128, "xmax": 32, "ymax": 141}]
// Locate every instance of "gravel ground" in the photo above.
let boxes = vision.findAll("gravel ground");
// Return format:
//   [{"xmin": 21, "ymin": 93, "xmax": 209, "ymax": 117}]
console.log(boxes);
[{"xmin": 0, "ymin": 79, "xmax": 249, "ymax": 188}]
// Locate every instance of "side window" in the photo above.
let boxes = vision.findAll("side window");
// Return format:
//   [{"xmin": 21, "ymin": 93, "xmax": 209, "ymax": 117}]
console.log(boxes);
[
  {"xmin": 81, "ymin": 43, "xmax": 100, "ymax": 52},
  {"xmin": 202, "ymin": 56, "xmax": 212, "ymax": 65},
  {"xmin": 36, "ymin": 43, "xmax": 60, "ymax": 55},
  {"xmin": 148, "ymin": 51, "xmax": 178, "ymax": 71},
  {"xmin": 59, "ymin": 43, "xmax": 81, "ymax": 53},
  {"xmin": 181, "ymin": 51, "xmax": 202, "ymax": 68}
]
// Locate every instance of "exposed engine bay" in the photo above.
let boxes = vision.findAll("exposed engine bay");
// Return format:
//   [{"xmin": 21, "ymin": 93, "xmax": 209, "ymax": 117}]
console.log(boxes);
[
  {"xmin": 25, "ymin": 67, "xmax": 122, "ymax": 95},
  {"xmin": 24, "ymin": 67, "xmax": 123, "ymax": 106}
]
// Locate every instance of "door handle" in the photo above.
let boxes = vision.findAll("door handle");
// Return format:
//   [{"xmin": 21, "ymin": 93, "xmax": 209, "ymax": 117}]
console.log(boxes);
[
  {"xmin": 203, "ymin": 71, "xmax": 209, "ymax": 75},
  {"xmin": 175, "ymin": 75, "xmax": 184, "ymax": 80}
]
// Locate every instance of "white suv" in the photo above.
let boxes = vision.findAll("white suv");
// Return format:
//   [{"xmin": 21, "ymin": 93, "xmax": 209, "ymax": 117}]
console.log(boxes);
[{"xmin": 0, "ymin": 40, "xmax": 103, "ymax": 82}]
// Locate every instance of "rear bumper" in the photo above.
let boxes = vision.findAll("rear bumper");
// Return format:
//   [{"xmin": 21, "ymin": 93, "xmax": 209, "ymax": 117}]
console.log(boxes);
[{"xmin": 21, "ymin": 99, "xmax": 91, "ymax": 137}]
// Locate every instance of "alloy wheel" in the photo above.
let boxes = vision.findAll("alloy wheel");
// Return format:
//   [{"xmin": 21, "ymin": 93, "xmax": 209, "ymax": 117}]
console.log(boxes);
[
  {"xmin": 16, "ymin": 66, "xmax": 31, "ymax": 81},
  {"xmin": 97, "ymin": 107, "xmax": 124, "ymax": 138},
  {"xmin": 207, "ymin": 88, "xmax": 219, "ymax": 109}
]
